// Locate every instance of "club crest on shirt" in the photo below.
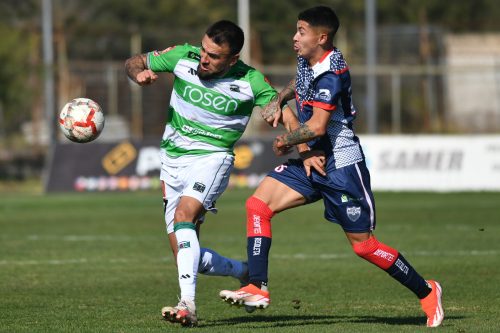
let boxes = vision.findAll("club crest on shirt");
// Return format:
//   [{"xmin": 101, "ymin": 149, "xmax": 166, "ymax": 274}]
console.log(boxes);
[
  {"xmin": 315, "ymin": 89, "xmax": 332, "ymax": 101},
  {"xmin": 346, "ymin": 206, "xmax": 361, "ymax": 222}
]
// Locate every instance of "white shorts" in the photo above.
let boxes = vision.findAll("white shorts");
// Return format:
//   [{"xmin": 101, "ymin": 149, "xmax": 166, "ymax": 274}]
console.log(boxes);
[{"xmin": 160, "ymin": 152, "xmax": 234, "ymax": 234}]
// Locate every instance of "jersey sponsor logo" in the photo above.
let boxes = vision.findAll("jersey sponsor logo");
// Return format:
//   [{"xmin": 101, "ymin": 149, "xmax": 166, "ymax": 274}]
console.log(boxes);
[
  {"xmin": 315, "ymin": 89, "xmax": 332, "ymax": 101},
  {"xmin": 182, "ymin": 84, "xmax": 239, "ymax": 113},
  {"xmin": 373, "ymin": 249, "xmax": 395, "ymax": 262},
  {"xmin": 187, "ymin": 51, "xmax": 201, "ymax": 61},
  {"xmin": 341, "ymin": 194, "xmax": 363, "ymax": 203},
  {"xmin": 181, "ymin": 124, "xmax": 223, "ymax": 140},
  {"xmin": 192, "ymin": 182, "xmax": 206, "ymax": 193},
  {"xmin": 178, "ymin": 241, "xmax": 191, "ymax": 249},
  {"xmin": 346, "ymin": 206, "xmax": 361, "ymax": 221}
]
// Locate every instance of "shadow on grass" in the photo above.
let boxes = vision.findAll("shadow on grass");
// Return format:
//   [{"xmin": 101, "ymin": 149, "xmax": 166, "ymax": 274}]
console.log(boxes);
[{"xmin": 201, "ymin": 314, "xmax": 464, "ymax": 328}]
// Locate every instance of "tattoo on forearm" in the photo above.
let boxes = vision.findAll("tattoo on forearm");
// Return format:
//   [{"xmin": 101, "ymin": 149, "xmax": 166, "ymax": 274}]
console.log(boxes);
[
  {"xmin": 279, "ymin": 79, "xmax": 296, "ymax": 102},
  {"xmin": 260, "ymin": 96, "xmax": 278, "ymax": 119},
  {"xmin": 278, "ymin": 123, "xmax": 316, "ymax": 146},
  {"xmin": 125, "ymin": 54, "xmax": 147, "ymax": 82}
]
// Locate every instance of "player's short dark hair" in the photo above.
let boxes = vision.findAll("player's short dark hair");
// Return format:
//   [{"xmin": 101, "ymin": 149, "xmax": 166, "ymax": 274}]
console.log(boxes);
[
  {"xmin": 298, "ymin": 6, "xmax": 340, "ymax": 41},
  {"xmin": 205, "ymin": 20, "xmax": 244, "ymax": 55}
]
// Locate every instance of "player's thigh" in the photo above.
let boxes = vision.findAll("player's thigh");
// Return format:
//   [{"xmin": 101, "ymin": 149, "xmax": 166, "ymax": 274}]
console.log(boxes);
[
  {"xmin": 161, "ymin": 171, "xmax": 183, "ymax": 235},
  {"xmin": 253, "ymin": 177, "xmax": 306, "ymax": 213},
  {"xmin": 321, "ymin": 161, "xmax": 376, "ymax": 233},
  {"xmin": 260, "ymin": 159, "xmax": 320, "ymax": 213},
  {"xmin": 180, "ymin": 153, "xmax": 234, "ymax": 216}
]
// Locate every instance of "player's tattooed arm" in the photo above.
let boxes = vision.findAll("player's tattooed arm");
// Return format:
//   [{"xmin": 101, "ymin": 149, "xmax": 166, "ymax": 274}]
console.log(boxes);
[
  {"xmin": 273, "ymin": 123, "xmax": 316, "ymax": 155},
  {"xmin": 260, "ymin": 79, "xmax": 297, "ymax": 127},
  {"xmin": 260, "ymin": 95, "xmax": 281, "ymax": 127},
  {"xmin": 125, "ymin": 53, "xmax": 158, "ymax": 86},
  {"xmin": 273, "ymin": 105, "xmax": 331, "ymax": 155},
  {"xmin": 278, "ymin": 79, "xmax": 296, "ymax": 106}
]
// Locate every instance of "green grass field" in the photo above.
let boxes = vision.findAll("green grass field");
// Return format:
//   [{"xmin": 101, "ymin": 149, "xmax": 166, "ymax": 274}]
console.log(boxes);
[{"xmin": 1, "ymin": 189, "xmax": 500, "ymax": 332}]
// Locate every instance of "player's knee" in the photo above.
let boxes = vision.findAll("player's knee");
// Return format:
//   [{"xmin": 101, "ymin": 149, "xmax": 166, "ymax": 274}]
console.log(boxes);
[
  {"xmin": 246, "ymin": 196, "xmax": 274, "ymax": 238},
  {"xmin": 246, "ymin": 196, "xmax": 274, "ymax": 218},
  {"xmin": 352, "ymin": 236, "xmax": 398, "ymax": 270},
  {"xmin": 352, "ymin": 236, "xmax": 378, "ymax": 257},
  {"xmin": 173, "ymin": 208, "xmax": 195, "ymax": 223}
]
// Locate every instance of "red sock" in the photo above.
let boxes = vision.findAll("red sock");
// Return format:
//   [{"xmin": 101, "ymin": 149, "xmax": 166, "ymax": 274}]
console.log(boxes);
[
  {"xmin": 246, "ymin": 196, "xmax": 274, "ymax": 287},
  {"xmin": 246, "ymin": 196, "xmax": 273, "ymax": 238},
  {"xmin": 352, "ymin": 236, "xmax": 398, "ymax": 269}
]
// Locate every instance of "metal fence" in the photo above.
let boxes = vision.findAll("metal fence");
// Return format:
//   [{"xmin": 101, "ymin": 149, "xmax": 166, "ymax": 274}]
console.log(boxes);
[{"xmin": 56, "ymin": 61, "xmax": 500, "ymax": 144}]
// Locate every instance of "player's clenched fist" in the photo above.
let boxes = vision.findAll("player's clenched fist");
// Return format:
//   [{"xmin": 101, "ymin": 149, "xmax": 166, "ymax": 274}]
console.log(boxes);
[{"xmin": 136, "ymin": 69, "xmax": 159, "ymax": 85}]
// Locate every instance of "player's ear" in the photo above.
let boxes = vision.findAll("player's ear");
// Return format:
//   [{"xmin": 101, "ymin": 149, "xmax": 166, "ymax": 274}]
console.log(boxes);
[
  {"xmin": 318, "ymin": 33, "xmax": 329, "ymax": 47},
  {"xmin": 229, "ymin": 53, "xmax": 239, "ymax": 66}
]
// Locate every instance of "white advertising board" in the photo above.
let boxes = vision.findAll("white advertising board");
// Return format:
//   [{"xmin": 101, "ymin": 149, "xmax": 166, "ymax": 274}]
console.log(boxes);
[{"xmin": 360, "ymin": 135, "xmax": 500, "ymax": 191}]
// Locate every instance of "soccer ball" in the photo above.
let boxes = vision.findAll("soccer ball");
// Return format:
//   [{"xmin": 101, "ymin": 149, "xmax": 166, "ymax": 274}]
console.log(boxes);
[{"xmin": 59, "ymin": 98, "xmax": 105, "ymax": 143}]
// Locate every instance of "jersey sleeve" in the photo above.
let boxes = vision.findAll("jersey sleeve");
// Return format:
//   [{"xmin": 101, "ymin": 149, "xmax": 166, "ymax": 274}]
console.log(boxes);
[
  {"xmin": 312, "ymin": 73, "xmax": 342, "ymax": 111},
  {"xmin": 147, "ymin": 44, "xmax": 191, "ymax": 73},
  {"xmin": 249, "ymin": 70, "xmax": 278, "ymax": 107}
]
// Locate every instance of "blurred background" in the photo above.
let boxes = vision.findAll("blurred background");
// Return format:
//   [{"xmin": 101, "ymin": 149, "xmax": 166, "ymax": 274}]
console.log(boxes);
[{"xmin": 1, "ymin": 0, "xmax": 500, "ymax": 192}]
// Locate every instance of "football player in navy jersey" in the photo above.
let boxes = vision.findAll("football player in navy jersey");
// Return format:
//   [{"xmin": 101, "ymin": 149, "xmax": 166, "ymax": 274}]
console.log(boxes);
[{"xmin": 220, "ymin": 6, "xmax": 443, "ymax": 327}]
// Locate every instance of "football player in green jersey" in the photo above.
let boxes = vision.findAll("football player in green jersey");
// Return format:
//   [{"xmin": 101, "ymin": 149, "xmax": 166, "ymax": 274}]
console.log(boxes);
[{"xmin": 126, "ymin": 20, "xmax": 324, "ymax": 327}]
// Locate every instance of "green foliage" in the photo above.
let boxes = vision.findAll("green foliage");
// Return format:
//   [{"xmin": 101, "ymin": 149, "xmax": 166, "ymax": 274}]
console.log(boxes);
[
  {"xmin": 1, "ymin": 189, "xmax": 500, "ymax": 331},
  {"xmin": 0, "ymin": 24, "xmax": 36, "ymax": 135}
]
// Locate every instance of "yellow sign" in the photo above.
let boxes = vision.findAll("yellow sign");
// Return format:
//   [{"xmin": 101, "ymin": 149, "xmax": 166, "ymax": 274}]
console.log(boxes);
[
  {"xmin": 234, "ymin": 145, "xmax": 254, "ymax": 169},
  {"xmin": 102, "ymin": 141, "xmax": 137, "ymax": 175}
]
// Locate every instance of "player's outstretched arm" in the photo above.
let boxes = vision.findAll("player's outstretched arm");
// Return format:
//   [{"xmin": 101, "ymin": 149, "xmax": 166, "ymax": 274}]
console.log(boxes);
[
  {"xmin": 273, "ymin": 106, "xmax": 330, "ymax": 154},
  {"xmin": 125, "ymin": 53, "xmax": 159, "ymax": 86},
  {"xmin": 260, "ymin": 79, "xmax": 296, "ymax": 128},
  {"xmin": 278, "ymin": 79, "xmax": 296, "ymax": 106},
  {"xmin": 260, "ymin": 95, "xmax": 282, "ymax": 128},
  {"xmin": 279, "ymin": 106, "xmax": 326, "ymax": 176}
]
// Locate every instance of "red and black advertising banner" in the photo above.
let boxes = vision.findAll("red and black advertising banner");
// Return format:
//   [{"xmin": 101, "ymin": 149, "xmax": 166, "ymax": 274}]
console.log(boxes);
[{"xmin": 46, "ymin": 139, "xmax": 295, "ymax": 192}]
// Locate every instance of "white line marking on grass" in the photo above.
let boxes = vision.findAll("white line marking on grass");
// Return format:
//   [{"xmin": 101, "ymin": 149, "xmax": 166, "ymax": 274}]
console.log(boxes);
[
  {"xmin": 0, "ymin": 250, "xmax": 498, "ymax": 266},
  {"xmin": 25, "ymin": 235, "xmax": 156, "ymax": 241}
]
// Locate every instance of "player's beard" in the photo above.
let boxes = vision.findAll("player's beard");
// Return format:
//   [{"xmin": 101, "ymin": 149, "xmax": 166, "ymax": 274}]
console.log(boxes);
[{"xmin": 197, "ymin": 64, "xmax": 227, "ymax": 80}]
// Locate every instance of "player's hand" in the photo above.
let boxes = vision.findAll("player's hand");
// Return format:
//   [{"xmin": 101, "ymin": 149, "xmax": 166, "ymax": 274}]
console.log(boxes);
[
  {"xmin": 272, "ymin": 135, "xmax": 293, "ymax": 156},
  {"xmin": 261, "ymin": 97, "xmax": 283, "ymax": 128},
  {"xmin": 300, "ymin": 150, "xmax": 326, "ymax": 176},
  {"xmin": 136, "ymin": 69, "xmax": 159, "ymax": 86}
]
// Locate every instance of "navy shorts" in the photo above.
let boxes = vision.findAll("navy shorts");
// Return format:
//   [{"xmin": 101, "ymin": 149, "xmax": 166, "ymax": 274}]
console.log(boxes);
[{"xmin": 268, "ymin": 159, "xmax": 376, "ymax": 233}]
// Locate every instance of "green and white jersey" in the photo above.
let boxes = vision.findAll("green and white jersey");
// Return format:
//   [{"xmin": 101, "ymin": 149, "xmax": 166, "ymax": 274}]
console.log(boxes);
[{"xmin": 147, "ymin": 43, "xmax": 277, "ymax": 162}]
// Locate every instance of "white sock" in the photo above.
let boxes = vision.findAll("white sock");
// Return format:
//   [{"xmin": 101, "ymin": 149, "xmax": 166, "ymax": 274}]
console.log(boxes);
[
  {"xmin": 198, "ymin": 247, "xmax": 246, "ymax": 279},
  {"xmin": 174, "ymin": 222, "xmax": 200, "ymax": 302}
]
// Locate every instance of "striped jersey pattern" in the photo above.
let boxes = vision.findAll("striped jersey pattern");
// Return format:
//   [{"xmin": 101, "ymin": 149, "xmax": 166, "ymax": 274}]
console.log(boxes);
[{"xmin": 147, "ymin": 44, "xmax": 276, "ymax": 162}]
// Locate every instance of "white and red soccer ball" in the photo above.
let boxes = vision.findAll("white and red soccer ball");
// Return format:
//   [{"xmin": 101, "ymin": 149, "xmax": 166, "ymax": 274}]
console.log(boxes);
[{"xmin": 59, "ymin": 98, "xmax": 105, "ymax": 143}]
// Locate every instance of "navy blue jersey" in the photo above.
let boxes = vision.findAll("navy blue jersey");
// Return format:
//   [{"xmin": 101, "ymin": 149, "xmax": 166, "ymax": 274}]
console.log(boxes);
[{"xmin": 295, "ymin": 48, "xmax": 364, "ymax": 169}]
